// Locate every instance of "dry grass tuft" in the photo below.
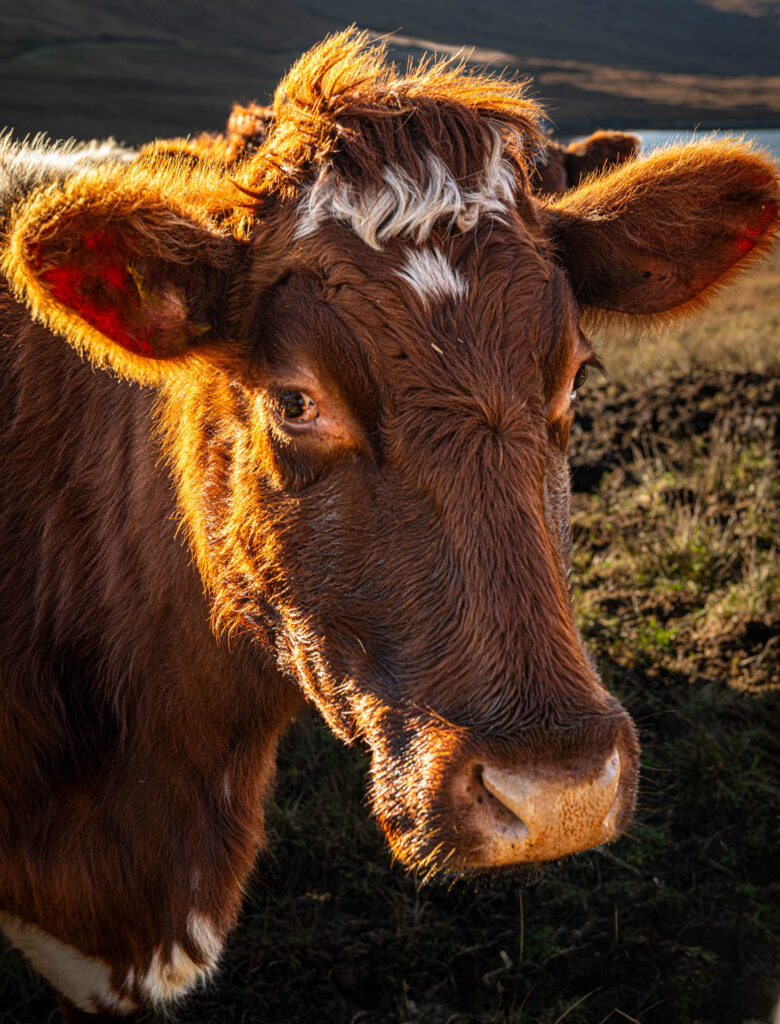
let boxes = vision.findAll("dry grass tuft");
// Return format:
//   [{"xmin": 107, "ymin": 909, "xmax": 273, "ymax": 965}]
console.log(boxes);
[{"xmin": 592, "ymin": 246, "xmax": 780, "ymax": 380}]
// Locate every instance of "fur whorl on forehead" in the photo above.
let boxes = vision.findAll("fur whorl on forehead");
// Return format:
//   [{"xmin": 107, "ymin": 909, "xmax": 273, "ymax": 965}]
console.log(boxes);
[{"xmin": 239, "ymin": 28, "xmax": 545, "ymax": 206}]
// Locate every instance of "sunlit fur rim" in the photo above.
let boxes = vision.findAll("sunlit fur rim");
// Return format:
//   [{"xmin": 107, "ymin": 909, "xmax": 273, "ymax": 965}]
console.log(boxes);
[
  {"xmin": 1, "ymin": 157, "xmax": 241, "ymax": 386},
  {"xmin": 545, "ymin": 135, "xmax": 780, "ymax": 331},
  {"xmin": 235, "ymin": 27, "xmax": 546, "ymax": 203}
]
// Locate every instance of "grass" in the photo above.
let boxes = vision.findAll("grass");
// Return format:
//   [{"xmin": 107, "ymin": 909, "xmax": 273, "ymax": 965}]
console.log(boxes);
[
  {"xmin": 1, "ymin": 252, "xmax": 778, "ymax": 1024},
  {"xmin": 573, "ymin": 428, "xmax": 778, "ymax": 691},
  {"xmin": 590, "ymin": 246, "xmax": 780, "ymax": 382}
]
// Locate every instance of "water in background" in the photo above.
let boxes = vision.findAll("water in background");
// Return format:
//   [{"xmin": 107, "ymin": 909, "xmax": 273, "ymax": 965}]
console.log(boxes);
[{"xmin": 627, "ymin": 127, "xmax": 780, "ymax": 158}]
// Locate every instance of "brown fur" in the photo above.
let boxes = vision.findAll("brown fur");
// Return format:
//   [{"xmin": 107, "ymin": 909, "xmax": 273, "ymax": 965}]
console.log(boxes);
[
  {"xmin": 532, "ymin": 130, "xmax": 641, "ymax": 195},
  {"xmin": 145, "ymin": 96, "xmax": 635, "ymax": 202},
  {"xmin": 547, "ymin": 136, "xmax": 779, "ymax": 319},
  {"xmin": 1, "ymin": 27, "xmax": 777, "ymax": 1019}
]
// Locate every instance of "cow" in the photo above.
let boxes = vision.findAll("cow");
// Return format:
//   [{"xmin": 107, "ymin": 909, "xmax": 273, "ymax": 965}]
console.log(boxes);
[
  {"xmin": 530, "ymin": 130, "xmax": 642, "ymax": 194},
  {"xmin": 0, "ymin": 28, "xmax": 777, "ymax": 1023}
]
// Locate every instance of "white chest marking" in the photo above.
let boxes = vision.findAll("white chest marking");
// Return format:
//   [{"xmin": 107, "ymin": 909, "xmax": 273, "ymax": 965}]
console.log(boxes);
[
  {"xmin": 132, "ymin": 911, "xmax": 223, "ymax": 1003},
  {"xmin": 0, "ymin": 912, "xmax": 136, "ymax": 1014},
  {"xmin": 1, "ymin": 908, "xmax": 224, "ymax": 1011}
]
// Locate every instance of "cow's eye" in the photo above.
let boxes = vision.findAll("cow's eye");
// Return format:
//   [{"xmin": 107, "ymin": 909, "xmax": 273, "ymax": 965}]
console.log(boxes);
[
  {"xmin": 570, "ymin": 364, "xmax": 589, "ymax": 399},
  {"xmin": 273, "ymin": 391, "xmax": 318, "ymax": 423}
]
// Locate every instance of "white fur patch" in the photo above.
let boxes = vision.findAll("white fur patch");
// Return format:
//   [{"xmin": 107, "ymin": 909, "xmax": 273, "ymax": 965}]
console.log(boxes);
[
  {"xmin": 135, "ymin": 945, "xmax": 202, "ymax": 1004},
  {"xmin": 131, "ymin": 911, "xmax": 223, "ymax": 1005},
  {"xmin": 1, "ymin": 908, "xmax": 224, "ymax": 1012},
  {"xmin": 396, "ymin": 247, "xmax": 467, "ymax": 305},
  {"xmin": 295, "ymin": 130, "xmax": 517, "ymax": 249},
  {"xmin": 0, "ymin": 912, "xmax": 136, "ymax": 1014},
  {"xmin": 0, "ymin": 133, "xmax": 135, "ymax": 211},
  {"xmin": 187, "ymin": 910, "xmax": 224, "ymax": 966}
]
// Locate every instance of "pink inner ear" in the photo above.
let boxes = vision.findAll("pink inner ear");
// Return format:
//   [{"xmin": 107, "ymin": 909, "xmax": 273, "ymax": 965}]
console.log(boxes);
[
  {"xmin": 34, "ymin": 230, "xmax": 154, "ymax": 356},
  {"xmin": 83, "ymin": 230, "xmax": 113, "ymax": 251},
  {"xmin": 735, "ymin": 200, "xmax": 777, "ymax": 254},
  {"xmin": 32, "ymin": 225, "xmax": 217, "ymax": 359},
  {"xmin": 40, "ymin": 263, "xmax": 153, "ymax": 356}
]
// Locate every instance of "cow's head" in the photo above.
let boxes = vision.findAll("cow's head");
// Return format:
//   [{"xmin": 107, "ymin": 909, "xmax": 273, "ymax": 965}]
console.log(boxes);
[
  {"xmin": 5, "ymin": 30, "xmax": 777, "ymax": 873},
  {"xmin": 532, "ymin": 130, "xmax": 641, "ymax": 195}
]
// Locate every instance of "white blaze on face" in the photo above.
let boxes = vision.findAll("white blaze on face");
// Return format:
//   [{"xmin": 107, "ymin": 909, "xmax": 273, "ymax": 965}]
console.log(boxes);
[
  {"xmin": 294, "ymin": 130, "xmax": 518, "ymax": 249},
  {"xmin": 395, "ymin": 247, "xmax": 468, "ymax": 306}
]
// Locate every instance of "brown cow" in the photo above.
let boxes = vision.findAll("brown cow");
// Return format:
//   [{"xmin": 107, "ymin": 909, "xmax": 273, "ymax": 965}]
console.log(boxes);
[
  {"xmin": 531, "ymin": 130, "xmax": 642, "ymax": 194},
  {"xmin": 0, "ymin": 29, "xmax": 777, "ymax": 1023}
]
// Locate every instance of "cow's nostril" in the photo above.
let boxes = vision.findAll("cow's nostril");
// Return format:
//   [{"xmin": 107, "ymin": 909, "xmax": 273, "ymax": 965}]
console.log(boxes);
[{"xmin": 472, "ymin": 750, "xmax": 621, "ymax": 865}]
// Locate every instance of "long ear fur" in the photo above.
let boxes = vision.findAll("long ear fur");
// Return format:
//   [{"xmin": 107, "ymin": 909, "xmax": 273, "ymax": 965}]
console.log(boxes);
[
  {"xmin": 3, "ymin": 156, "xmax": 244, "ymax": 385},
  {"xmin": 546, "ymin": 138, "xmax": 779, "ymax": 318}
]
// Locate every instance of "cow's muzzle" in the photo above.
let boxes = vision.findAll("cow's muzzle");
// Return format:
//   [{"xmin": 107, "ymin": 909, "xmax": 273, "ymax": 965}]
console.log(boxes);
[{"xmin": 463, "ymin": 748, "xmax": 626, "ymax": 865}]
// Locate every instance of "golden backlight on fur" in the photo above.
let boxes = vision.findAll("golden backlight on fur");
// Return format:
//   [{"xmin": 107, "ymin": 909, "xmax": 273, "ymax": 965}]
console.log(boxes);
[{"xmin": 0, "ymin": 27, "xmax": 778, "ymax": 1023}]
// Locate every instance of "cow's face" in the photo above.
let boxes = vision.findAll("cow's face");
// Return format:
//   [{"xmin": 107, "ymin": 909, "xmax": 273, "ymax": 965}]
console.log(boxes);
[
  {"xmin": 6, "ymin": 35, "xmax": 776, "ymax": 873},
  {"xmin": 199, "ymin": 210, "xmax": 637, "ymax": 872}
]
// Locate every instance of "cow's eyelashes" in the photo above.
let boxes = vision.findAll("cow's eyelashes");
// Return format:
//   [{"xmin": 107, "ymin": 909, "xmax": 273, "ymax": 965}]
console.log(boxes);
[
  {"xmin": 272, "ymin": 390, "xmax": 319, "ymax": 425},
  {"xmin": 569, "ymin": 364, "xmax": 589, "ymax": 400}
]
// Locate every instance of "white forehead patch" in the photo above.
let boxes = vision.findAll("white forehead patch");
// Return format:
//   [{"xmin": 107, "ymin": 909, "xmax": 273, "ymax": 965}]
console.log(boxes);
[
  {"xmin": 295, "ymin": 129, "xmax": 517, "ymax": 249},
  {"xmin": 396, "ymin": 247, "xmax": 468, "ymax": 305}
]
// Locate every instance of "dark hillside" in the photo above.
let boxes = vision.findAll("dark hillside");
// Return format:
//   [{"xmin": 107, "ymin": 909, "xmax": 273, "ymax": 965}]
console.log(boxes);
[{"xmin": 1, "ymin": 0, "xmax": 779, "ymax": 142}]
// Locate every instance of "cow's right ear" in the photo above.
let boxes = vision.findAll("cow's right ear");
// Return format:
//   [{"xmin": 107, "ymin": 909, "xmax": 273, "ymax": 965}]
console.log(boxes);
[
  {"xmin": 3, "ymin": 162, "xmax": 244, "ymax": 385},
  {"xmin": 546, "ymin": 140, "xmax": 779, "ymax": 317}
]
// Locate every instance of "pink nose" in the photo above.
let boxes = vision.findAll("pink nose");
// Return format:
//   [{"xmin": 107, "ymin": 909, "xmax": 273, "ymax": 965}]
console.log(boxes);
[{"xmin": 471, "ymin": 750, "xmax": 621, "ymax": 865}]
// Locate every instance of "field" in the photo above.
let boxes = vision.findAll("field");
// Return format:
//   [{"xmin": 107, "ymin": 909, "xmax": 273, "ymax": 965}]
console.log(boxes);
[{"xmin": 0, "ymin": 242, "xmax": 777, "ymax": 1022}]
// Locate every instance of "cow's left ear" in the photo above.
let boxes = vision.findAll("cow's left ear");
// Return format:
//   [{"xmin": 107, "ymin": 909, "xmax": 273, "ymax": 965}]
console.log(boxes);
[
  {"xmin": 3, "ymin": 162, "xmax": 244, "ymax": 384},
  {"xmin": 546, "ymin": 140, "xmax": 779, "ymax": 316}
]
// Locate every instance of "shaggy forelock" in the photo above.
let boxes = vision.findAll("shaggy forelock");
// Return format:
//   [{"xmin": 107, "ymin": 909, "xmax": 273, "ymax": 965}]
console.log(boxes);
[
  {"xmin": 294, "ymin": 129, "xmax": 518, "ymax": 249},
  {"xmin": 238, "ymin": 28, "xmax": 544, "ymax": 247}
]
